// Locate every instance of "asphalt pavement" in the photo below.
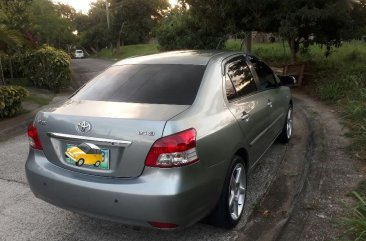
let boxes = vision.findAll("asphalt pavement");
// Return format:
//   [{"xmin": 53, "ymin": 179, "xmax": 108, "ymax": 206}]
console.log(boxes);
[{"xmin": 70, "ymin": 58, "xmax": 115, "ymax": 85}]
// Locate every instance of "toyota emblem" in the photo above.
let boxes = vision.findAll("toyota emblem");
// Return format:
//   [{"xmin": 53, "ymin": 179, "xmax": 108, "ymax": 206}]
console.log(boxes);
[{"xmin": 76, "ymin": 121, "xmax": 92, "ymax": 133}]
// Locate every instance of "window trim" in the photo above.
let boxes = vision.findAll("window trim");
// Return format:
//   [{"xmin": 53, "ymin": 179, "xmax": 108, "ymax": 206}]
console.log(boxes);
[
  {"xmin": 222, "ymin": 55, "xmax": 260, "ymax": 103},
  {"xmin": 247, "ymin": 58, "xmax": 280, "ymax": 92}
]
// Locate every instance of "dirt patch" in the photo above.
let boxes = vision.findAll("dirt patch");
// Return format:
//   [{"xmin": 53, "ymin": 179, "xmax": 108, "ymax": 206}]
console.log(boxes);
[{"xmin": 238, "ymin": 91, "xmax": 363, "ymax": 241}]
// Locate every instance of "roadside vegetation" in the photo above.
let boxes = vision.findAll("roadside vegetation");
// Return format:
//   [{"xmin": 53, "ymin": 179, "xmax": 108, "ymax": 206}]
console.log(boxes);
[
  {"xmin": 227, "ymin": 40, "xmax": 366, "ymax": 162},
  {"xmin": 95, "ymin": 44, "xmax": 159, "ymax": 60},
  {"xmin": 235, "ymin": 40, "xmax": 365, "ymax": 240},
  {"xmin": 343, "ymin": 182, "xmax": 366, "ymax": 240}
]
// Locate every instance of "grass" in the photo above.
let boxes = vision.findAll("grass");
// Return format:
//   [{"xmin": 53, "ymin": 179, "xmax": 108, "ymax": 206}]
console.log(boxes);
[
  {"xmin": 226, "ymin": 40, "xmax": 292, "ymax": 65},
  {"xmin": 94, "ymin": 44, "xmax": 160, "ymax": 60},
  {"xmin": 343, "ymin": 187, "xmax": 366, "ymax": 241}
]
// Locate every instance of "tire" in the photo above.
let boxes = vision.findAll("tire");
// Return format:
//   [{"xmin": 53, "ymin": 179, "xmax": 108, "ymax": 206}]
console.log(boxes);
[
  {"xmin": 94, "ymin": 161, "xmax": 101, "ymax": 167},
  {"xmin": 207, "ymin": 155, "xmax": 247, "ymax": 229},
  {"xmin": 76, "ymin": 159, "xmax": 84, "ymax": 166},
  {"xmin": 277, "ymin": 106, "xmax": 293, "ymax": 143}
]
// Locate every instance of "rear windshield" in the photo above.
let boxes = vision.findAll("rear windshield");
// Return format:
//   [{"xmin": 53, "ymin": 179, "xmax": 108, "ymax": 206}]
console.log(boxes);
[
  {"xmin": 73, "ymin": 64, "xmax": 206, "ymax": 105},
  {"xmin": 76, "ymin": 50, "xmax": 83, "ymax": 53}
]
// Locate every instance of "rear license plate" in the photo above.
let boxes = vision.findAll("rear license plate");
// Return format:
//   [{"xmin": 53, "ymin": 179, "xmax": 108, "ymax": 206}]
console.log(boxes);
[{"xmin": 65, "ymin": 143, "xmax": 110, "ymax": 170}]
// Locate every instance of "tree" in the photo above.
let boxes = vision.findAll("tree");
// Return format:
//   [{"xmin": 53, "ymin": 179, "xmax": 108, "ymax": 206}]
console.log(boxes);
[
  {"xmin": 157, "ymin": 0, "xmax": 231, "ymax": 50},
  {"xmin": 76, "ymin": 0, "xmax": 169, "ymax": 51},
  {"xmin": 0, "ymin": 0, "xmax": 32, "ymax": 33},
  {"xmin": 0, "ymin": 25, "xmax": 24, "ymax": 51},
  {"xmin": 76, "ymin": 0, "xmax": 112, "ymax": 52},
  {"xmin": 30, "ymin": 0, "xmax": 77, "ymax": 49},
  {"xmin": 0, "ymin": 25, "xmax": 25, "ymax": 85},
  {"xmin": 108, "ymin": 0, "xmax": 169, "ymax": 47},
  {"xmin": 171, "ymin": 0, "xmax": 364, "ymax": 63}
]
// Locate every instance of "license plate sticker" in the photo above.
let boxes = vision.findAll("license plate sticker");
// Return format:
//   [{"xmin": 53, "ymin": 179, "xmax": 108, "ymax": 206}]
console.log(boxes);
[{"xmin": 65, "ymin": 143, "xmax": 110, "ymax": 170}]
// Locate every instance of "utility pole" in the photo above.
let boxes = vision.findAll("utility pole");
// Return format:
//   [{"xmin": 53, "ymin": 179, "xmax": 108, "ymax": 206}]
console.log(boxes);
[
  {"xmin": 245, "ymin": 32, "xmax": 252, "ymax": 54},
  {"xmin": 106, "ymin": 0, "xmax": 110, "ymax": 29}
]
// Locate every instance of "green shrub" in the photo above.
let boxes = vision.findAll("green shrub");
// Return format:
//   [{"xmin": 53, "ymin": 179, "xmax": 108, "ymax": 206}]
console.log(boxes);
[
  {"xmin": 0, "ymin": 85, "xmax": 29, "ymax": 119},
  {"xmin": 21, "ymin": 45, "xmax": 71, "ymax": 92}
]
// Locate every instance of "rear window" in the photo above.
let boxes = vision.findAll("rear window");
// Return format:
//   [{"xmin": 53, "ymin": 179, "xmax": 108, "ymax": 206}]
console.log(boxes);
[
  {"xmin": 73, "ymin": 64, "xmax": 206, "ymax": 105},
  {"xmin": 76, "ymin": 50, "xmax": 83, "ymax": 53}
]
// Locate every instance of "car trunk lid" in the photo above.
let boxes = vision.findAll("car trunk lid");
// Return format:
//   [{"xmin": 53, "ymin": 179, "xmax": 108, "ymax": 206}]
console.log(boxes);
[{"xmin": 36, "ymin": 100, "xmax": 190, "ymax": 178}]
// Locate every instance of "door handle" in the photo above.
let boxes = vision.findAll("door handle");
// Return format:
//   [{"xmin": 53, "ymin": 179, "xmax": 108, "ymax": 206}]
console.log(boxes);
[
  {"xmin": 241, "ymin": 112, "xmax": 250, "ymax": 122},
  {"xmin": 267, "ymin": 100, "xmax": 273, "ymax": 108}
]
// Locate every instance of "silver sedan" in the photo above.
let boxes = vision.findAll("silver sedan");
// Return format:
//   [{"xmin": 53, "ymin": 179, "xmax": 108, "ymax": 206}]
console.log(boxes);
[{"xmin": 26, "ymin": 51, "xmax": 294, "ymax": 229}]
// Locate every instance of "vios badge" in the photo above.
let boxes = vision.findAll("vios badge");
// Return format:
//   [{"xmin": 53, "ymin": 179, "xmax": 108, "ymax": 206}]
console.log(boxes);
[{"xmin": 76, "ymin": 121, "xmax": 92, "ymax": 133}]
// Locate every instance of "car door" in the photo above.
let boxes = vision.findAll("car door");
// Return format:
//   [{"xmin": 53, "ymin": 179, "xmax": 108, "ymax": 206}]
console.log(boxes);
[
  {"xmin": 248, "ymin": 57, "xmax": 288, "ymax": 142},
  {"xmin": 224, "ymin": 56, "xmax": 271, "ymax": 166}
]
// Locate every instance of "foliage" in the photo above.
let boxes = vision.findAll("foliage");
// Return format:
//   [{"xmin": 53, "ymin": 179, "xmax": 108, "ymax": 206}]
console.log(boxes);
[
  {"xmin": 77, "ymin": 0, "xmax": 169, "ymax": 52},
  {"xmin": 0, "ymin": 0, "xmax": 32, "ymax": 33},
  {"xmin": 29, "ymin": 0, "xmax": 77, "ymax": 50},
  {"xmin": 161, "ymin": 0, "xmax": 366, "ymax": 63},
  {"xmin": 110, "ymin": 0, "xmax": 169, "ymax": 46},
  {"xmin": 156, "ymin": 9, "xmax": 226, "ymax": 50},
  {"xmin": 156, "ymin": 0, "xmax": 233, "ymax": 50},
  {"xmin": 0, "ymin": 85, "xmax": 28, "ymax": 119},
  {"xmin": 0, "ymin": 24, "xmax": 25, "ymax": 52},
  {"xmin": 20, "ymin": 45, "xmax": 71, "ymax": 92},
  {"xmin": 0, "ymin": 0, "xmax": 77, "ymax": 50}
]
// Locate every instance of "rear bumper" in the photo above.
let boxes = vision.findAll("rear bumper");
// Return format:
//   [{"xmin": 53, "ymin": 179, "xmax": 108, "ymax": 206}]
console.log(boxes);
[{"xmin": 25, "ymin": 149, "xmax": 223, "ymax": 229}]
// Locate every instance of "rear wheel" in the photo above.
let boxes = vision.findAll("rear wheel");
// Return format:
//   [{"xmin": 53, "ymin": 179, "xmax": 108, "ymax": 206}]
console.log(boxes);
[
  {"xmin": 207, "ymin": 155, "xmax": 247, "ymax": 229},
  {"xmin": 76, "ymin": 159, "xmax": 84, "ymax": 166},
  {"xmin": 94, "ymin": 161, "xmax": 101, "ymax": 167},
  {"xmin": 277, "ymin": 106, "xmax": 293, "ymax": 143}
]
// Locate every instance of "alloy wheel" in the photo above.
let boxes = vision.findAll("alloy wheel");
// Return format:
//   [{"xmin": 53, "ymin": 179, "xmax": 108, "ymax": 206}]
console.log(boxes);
[{"xmin": 228, "ymin": 163, "xmax": 246, "ymax": 221}]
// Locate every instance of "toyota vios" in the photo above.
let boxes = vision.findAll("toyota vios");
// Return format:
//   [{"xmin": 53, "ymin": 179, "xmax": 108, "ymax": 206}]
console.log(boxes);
[{"xmin": 26, "ymin": 51, "xmax": 294, "ymax": 229}]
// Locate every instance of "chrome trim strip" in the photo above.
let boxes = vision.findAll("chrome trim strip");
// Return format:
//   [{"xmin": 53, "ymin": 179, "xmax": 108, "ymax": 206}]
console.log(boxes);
[{"xmin": 47, "ymin": 132, "xmax": 132, "ymax": 147}]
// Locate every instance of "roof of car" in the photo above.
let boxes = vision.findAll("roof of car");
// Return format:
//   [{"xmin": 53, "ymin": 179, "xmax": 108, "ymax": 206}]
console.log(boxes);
[
  {"xmin": 84, "ymin": 143, "xmax": 100, "ymax": 150},
  {"xmin": 114, "ymin": 50, "xmax": 248, "ymax": 66}
]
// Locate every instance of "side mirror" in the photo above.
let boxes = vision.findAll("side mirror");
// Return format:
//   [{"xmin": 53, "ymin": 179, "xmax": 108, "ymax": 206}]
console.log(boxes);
[{"xmin": 278, "ymin": 75, "xmax": 297, "ymax": 86}]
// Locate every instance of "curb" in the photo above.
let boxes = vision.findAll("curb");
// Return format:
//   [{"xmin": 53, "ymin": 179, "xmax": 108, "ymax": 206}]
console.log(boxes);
[{"xmin": 0, "ymin": 95, "xmax": 69, "ymax": 142}]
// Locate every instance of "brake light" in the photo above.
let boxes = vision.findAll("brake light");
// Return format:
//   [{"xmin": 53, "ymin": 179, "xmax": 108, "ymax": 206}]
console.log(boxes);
[
  {"xmin": 145, "ymin": 128, "xmax": 199, "ymax": 168},
  {"xmin": 27, "ymin": 122, "xmax": 43, "ymax": 150}
]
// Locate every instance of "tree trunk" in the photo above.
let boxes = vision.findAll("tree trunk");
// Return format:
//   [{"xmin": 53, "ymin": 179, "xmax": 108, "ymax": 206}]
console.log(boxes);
[
  {"xmin": 9, "ymin": 57, "xmax": 13, "ymax": 79},
  {"xmin": 288, "ymin": 38, "xmax": 297, "ymax": 64},
  {"xmin": 245, "ymin": 32, "xmax": 252, "ymax": 54},
  {"xmin": 90, "ymin": 46, "xmax": 98, "ymax": 54},
  {"xmin": 116, "ymin": 22, "xmax": 125, "ymax": 49},
  {"xmin": 0, "ymin": 57, "xmax": 5, "ymax": 85}
]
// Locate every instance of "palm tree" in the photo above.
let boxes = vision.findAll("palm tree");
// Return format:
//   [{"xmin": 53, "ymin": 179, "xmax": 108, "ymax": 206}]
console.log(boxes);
[{"xmin": 0, "ymin": 25, "xmax": 25, "ymax": 85}]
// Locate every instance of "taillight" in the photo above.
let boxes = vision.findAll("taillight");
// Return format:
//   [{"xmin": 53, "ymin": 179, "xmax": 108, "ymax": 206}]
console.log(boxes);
[
  {"xmin": 27, "ymin": 122, "xmax": 43, "ymax": 150},
  {"xmin": 145, "ymin": 128, "xmax": 199, "ymax": 168},
  {"xmin": 148, "ymin": 221, "xmax": 178, "ymax": 229}
]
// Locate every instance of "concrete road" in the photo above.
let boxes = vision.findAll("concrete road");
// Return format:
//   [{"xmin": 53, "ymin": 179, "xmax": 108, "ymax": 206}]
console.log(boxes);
[{"xmin": 0, "ymin": 58, "xmax": 291, "ymax": 241}]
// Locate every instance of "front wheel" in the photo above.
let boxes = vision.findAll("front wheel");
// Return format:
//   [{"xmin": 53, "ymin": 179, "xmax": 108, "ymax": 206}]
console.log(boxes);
[
  {"xmin": 76, "ymin": 159, "xmax": 84, "ymax": 166},
  {"xmin": 207, "ymin": 156, "xmax": 247, "ymax": 229},
  {"xmin": 277, "ymin": 106, "xmax": 293, "ymax": 143}
]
